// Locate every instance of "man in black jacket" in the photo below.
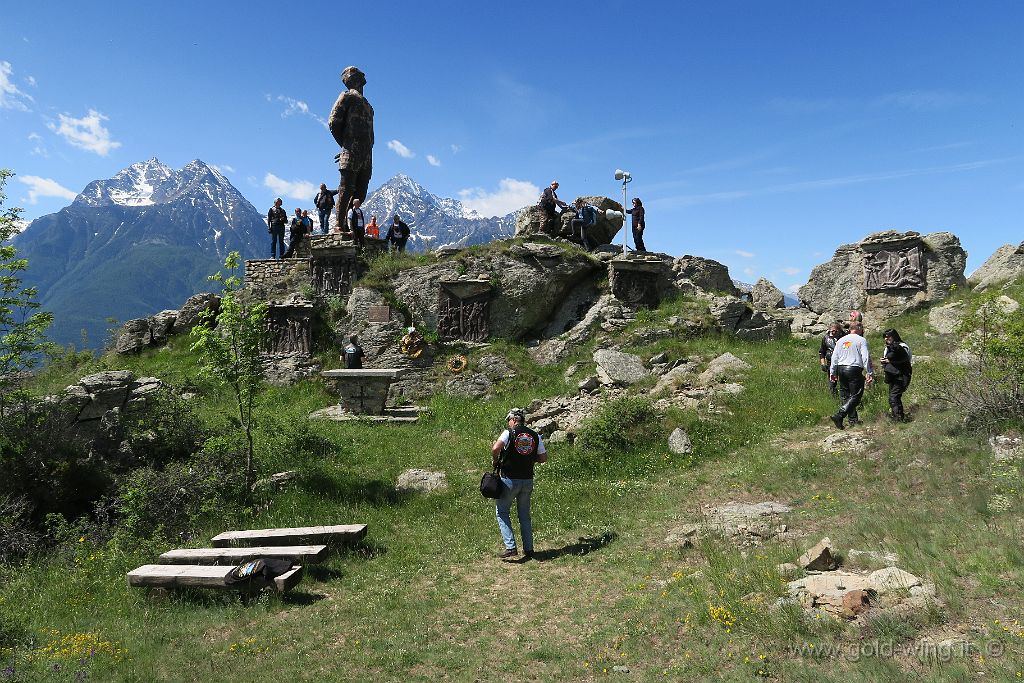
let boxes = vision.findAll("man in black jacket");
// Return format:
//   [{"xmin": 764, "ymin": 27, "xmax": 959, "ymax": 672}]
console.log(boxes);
[
  {"xmin": 314, "ymin": 183, "xmax": 337, "ymax": 234},
  {"xmin": 267, "ymin": 198, "xmax": 287, "ymax": 259},
  {"xmin": 819, "ymin": 321, "xmax": 843, "ymax": 396},
  {"xmin": 385, "ymin": 214, "xmax": 410, "ymax": 253},
  {"xmin": 283, "ymin": 208, "xmax": 308, "ymax": 258}
]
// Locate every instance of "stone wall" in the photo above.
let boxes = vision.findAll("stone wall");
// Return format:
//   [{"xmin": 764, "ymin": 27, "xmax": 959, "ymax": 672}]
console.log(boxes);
[{"xmin": 244, "ymin": 259, "xmax": 311, "ymax": 290}]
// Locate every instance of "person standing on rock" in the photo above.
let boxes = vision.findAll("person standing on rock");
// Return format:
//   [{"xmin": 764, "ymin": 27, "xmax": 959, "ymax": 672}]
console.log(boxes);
[
  {"xmin": 346, "ymin": 198, "xmax": 366, "ymax": 248},
  {"xmin": 819, "ymin": 321, "xmax": 843, "ymax": 396},
  {"xmin": 880, "ymin": 328, "xmax": 912, "ymax": 422},
  {"xmin": 283, "ymin": 208, "xmax": 307, "ymax": 258},
  {"xmin": 538, "ymin": 181, "xmax": 568, "ymax": 235},
  {"xmin": 314, "ymin": 183, "xmax": 337, "ymax": 234},
  {"xmin": 491, "ymin": 408, "xmax": 548, "ymax": 560},
  {"xmin": 625, "ymin": 197, "xmax": 646, "ymax": 252},
  {"xmin": 267, "ymin": 197, "xmax": 287, "ymax": 260},
  {"xmin": 385, "ymin": 214, "xmax": 410, "ymax": 254},
  {"xmin": 342, "ymin": 334, "xmax": 365, "ymax": 369},
  {"xmin": 828, "ymin": 321, "xmax": 874, "ymax": 429},
  {"xmin": 571, "ymin": 198, "xmax": 598, "ymax": 250},
  {"xmin": 328, "ymin": 66, "xmax": 374, "ymax": 227}
]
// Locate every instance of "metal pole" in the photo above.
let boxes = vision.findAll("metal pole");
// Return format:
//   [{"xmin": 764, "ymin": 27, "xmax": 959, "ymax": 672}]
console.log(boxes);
[{"xmin": 622, "ymin": 179, "xmax": 629, "ymax": 253}]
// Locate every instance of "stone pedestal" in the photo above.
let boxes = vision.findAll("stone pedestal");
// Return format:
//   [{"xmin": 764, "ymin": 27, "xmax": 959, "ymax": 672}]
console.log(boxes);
[
  {"xmin": 608, "ymin": 256, "xmax": 669, "ymax": 308},
  {"xmin": 322, "ymin": 368, "xmax": 406, "ymax": 415}
]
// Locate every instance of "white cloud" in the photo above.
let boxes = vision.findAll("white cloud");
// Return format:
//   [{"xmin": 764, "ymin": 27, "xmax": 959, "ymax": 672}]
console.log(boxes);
[
  {"xmin": 48, "ymin": 109, "xmax": 121, "ymax": 156},
  {"xmin": 211, "ymin": 163, "xmax": 235, "ymax": 174},
  {"xmin": 785, "ymin": 283, "xmax": 801, "ymax": 295},
  {"xmin": 275, "ymin": 95, "xmax": 327, "ymax": 127},
  {"xmin": 387, "ymin": 139, "xmax": 415, "ymax": 159},
  {"xmin": 781, "ymin": 266, "xmax": 800, "ymax": 276},
  {"xmin": 743, "ymin": 267, "xmax": 756, "ymax": 278},
  {"xmin": 27, "ymin": 131, "xmax": 47, "ymax": 157},
  {"xmin": 426, "ymin": 155, "xmax": 441, "ymax": 167},
  {"xmin": 735, "ymin": 249, "xmax": 755, "ymax": 258},
  {"xmin": 0, "ymin": 61, "xmax": 34, "ymax": 111},
  {"xmin": 263, "ymin": 173, "xmax": 316, "ymax": 201},
  {"xmin": 17, "ymin": 175, "xmax": 77, "ymax": 204},
  {"xmin": 25, "ymin": 75, "xmax": 36, "ymax": 87},
  {"xmin": 450, "ymin": 144, "xmax": 462, "ymax": 154},
  {"xmin": 458, "ymin": 178, "xmax": 540, "ymax": 217}
]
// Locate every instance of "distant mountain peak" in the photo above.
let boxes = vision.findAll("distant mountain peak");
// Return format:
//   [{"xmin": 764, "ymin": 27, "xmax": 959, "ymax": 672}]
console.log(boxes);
[{"xmin": 74, "ymin": 158, "xmax": 235, "ymax": 209}]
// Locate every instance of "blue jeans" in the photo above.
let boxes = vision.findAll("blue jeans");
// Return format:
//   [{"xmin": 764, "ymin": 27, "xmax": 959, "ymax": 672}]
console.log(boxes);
[
  {"xmin": 269, "ymin": 227, "xmax": 285, "ymax": 259},
  {"xmin": 496, "ymin": 477, "xmax": 534, "ymax": 552},
  {"xmin": 318, "ymin": 209, "xmax": 331, "ymax": 234}
]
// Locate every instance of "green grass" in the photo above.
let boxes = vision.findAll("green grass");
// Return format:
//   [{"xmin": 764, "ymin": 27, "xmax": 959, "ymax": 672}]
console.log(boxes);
[{"xmin": 3, "ymin": 284, "xmax": 1024, "ymax": 681}]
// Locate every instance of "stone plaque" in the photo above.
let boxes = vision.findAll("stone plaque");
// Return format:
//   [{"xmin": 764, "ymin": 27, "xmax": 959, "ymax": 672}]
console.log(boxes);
[
  {"xmin": 437, "ymin": 281, "xmax": 491, "ymax": 342},
  {"xmin": 264, "ymin": 306, "xmax": 312, "ymax": 355},
  {"xmin": 367, "ymin": 305, "xmax": 392, "ymax": 323},
  {"xmin": 864, "ymin": 246, "xmax": 926, "ymax": 291}
]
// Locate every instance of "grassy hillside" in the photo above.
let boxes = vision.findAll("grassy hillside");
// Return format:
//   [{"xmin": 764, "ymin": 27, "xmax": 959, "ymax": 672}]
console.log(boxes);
[{"xmin": 1, "ymin": 281, "xmax": 1023, "ymax": 682}]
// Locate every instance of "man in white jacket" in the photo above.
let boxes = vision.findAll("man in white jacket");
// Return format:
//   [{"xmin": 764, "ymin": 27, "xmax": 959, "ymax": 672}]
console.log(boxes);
[{"xmin": 828, "ymin": 322, "xmax": 875, "ymax": 429}]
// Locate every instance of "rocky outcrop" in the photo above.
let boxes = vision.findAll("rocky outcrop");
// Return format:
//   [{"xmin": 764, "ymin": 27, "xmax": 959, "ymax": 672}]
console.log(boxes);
[
  {"xmin": 115, "ymin": 311, "xmax": 177, "ymax": 354},
  {"xmin": 794, "ymin": 230, "xmax": 967, "ymax": 335},
  {"xmin": 396, "ymin": 469, "xmax": 448, "ymax": 493},
  {"xmin": 175, "ymin": 292, "xmax": 221, "ymax": 334},
  {"xmin": 708, "ymin": 296, "xmax": 791, "ymax": 341},
  {"xmin": 389, "ymin": 242, "xmax": 601, "ymax": 341},
  {"xmin": 751, "ymin": 278, "xmax": 785, "ymax": 309},
  {"xmin": 969, "ymin": 242, "xmax": 1024, "ymax": 291},
  {"xmin": 672, "ymin": 256, "xmax": 741, "ymax": 296},
  {"xmin": 59, "ymin": 371, "xmax": 164, "ymax": 422}
]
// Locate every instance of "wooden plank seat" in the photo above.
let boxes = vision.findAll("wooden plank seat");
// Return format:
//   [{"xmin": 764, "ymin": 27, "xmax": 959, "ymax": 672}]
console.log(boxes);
[
  {"xmin": 158, "ymin": 545, "xmax": 328, "ymax": 565},
  {"xmin": 211, "ymin": 524, "xmax": 367, "ymax": 548},
  {"xmin": 127, "ymin": 564, "xmax": 304, "ymax": 592}
]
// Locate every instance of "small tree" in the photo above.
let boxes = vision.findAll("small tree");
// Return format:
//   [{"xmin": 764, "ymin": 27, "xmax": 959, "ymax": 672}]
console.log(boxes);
[
  {"xmin": 0, "ymin": 169, "xmax": 53, "ymax": 411},
  {"xmin": 190, "ymin": 252, "xmax": 268, "ymax": 496}
]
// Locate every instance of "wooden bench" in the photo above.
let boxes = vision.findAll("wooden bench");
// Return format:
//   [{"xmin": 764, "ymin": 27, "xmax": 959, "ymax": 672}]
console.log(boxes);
[
  {"xmin": 127, "ymin": 564, "xmax": 304, "ymax": 592},
  {"xmin": 211, "ymin": 524, "xmax": 367, "ymax": 548},
  {"xmin": 158, "ymin": 545, "xmax": 328, "ymax": 565}
]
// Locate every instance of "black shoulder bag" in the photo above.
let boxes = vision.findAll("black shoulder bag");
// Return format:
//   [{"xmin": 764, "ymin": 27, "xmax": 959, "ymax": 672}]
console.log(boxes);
[{"xmin": 480, "ymin": 442, "xmax": 507, "ymax": 499}]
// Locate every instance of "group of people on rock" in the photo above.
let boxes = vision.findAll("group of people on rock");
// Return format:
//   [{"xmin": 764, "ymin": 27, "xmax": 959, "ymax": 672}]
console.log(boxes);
[
  {"xmin": 537, "ymin": 181, "xmax": 648, "ymax": 253},
  {"xmin": 819, "ymin": 310, "xmax": 913, "ymax": 427},
  {"xmin": 267, "ymin": 187, "xmax": 413, "ymax": 259}
]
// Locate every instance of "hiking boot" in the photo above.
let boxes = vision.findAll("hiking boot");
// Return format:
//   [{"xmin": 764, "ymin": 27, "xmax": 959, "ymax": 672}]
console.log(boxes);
[
  {"xmin": 498, "ymin": 548, "xmax": 519, "ymax": 560},
  {"xmin": 848, "ymin": 418, "xmax": 861, "ymax": 426},
  {"xmin": 523, "ymin": 550, "xmax": 534, "ymax": 561},
  {"xmin": 830, "ymin": 414, "xmax": 845, "ymax": 430}
]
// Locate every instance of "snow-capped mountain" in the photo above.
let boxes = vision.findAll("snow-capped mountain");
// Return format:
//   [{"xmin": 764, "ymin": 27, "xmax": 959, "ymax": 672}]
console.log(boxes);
[
  {"xmin": 361, "ymin": 174, "xmax": 517, "ymax": 250},
  {"xmin": 14, "ymin": 159, "xmax": 266, "ymax": 347}
]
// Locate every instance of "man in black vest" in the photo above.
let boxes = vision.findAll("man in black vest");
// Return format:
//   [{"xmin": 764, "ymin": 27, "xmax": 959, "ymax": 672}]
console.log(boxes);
[
  {"xmin": 490, "ymin": 408, "xmax": 548, "ymax": 560},
  {"xmin": 342, "ymin": 334, "xmax": 365, "ymax": 369}
]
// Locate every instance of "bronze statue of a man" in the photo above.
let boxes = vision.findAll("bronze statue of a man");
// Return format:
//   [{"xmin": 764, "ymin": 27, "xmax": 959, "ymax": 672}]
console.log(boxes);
[{"xmin": 328, "ymin": 66, "xmax": 374, "ymax": 227}]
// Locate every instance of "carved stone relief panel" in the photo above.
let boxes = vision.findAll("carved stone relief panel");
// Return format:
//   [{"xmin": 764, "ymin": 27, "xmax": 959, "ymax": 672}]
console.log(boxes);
[
  {"xmin": 310, "ymin": 254, "xmax": 359, "ymax": 297},
  {"xmin": 264, "ymin": 306, "xmax": 313, "ymax": 355},
  {"xmin": 437, "ymin": 281, "xmax": 492, "ymax": 342},
  {"xmin": 864, "ymin": 245, "xmax": 926, "ymax": 290},
  {"xmin": 609, "ymin": 262, "xmax": 661, "ymax": 308}
]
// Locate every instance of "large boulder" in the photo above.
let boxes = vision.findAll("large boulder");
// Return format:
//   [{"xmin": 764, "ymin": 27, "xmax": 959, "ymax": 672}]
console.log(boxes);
[
  {"xmin": 114, "ymin": 318, "xmax": 153, "ymax": 354},
  {"xmin": 514, "ymin": 196, "xmax": 625, "ymax": 248},
  {"xmin": 175, "ymin": 292, "xmax": 221, "ymax": 334},
  {"xmin": 389, "ymin": 242, "xmax": 601, "ymax": 341},
  {"xmin": 969, "ymin": 242, "xmax": 1024, "ymax": 291},
  {"xmin": 593, "ymin": 349, "xmax": 648, "ymax": 385},
  {"xmin": 795, "ymin": 230, "xmax": 967, "ymax": 332},
  {"xmin": 751, "ymin": 278, "xmax": 785, "ymax": 309},
  {"xmin": 672, "ymin": 256, "xmax": 741, "ymax": 296}
]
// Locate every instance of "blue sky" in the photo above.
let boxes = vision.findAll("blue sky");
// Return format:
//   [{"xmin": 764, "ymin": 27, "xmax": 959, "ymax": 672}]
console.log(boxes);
[{"xmin": 2, "ymin": 1, "xmax": 1021, "ymax": 293}]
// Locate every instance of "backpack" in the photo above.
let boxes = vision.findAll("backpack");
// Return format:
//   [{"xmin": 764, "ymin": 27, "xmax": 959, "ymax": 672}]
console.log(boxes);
[{"xmin": 899, "ymin": 342, "xmax": 912, "ymax": 364}]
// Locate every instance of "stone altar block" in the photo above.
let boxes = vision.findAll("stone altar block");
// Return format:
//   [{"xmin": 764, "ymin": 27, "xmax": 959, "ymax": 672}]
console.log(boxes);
[
  {"xmin": 608, "ymin": 257, "xmax": 665, "ymax": 308},
  {"xmin": 321, "ymin": 368, "xmax": 407, "ymax": 415}
]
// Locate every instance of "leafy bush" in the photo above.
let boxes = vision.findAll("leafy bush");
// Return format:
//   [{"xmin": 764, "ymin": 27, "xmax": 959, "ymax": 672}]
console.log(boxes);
[
  {"xmin": 927, "ymin": 291, "xmax": 1024, "ymax": 430},
  {"xmin": 114, "ymin": 440, "xmax": 247, "ymax": 542},
  {"xmin": 576, "ymin": 395, "xmax": 660, "ymax": 453}
]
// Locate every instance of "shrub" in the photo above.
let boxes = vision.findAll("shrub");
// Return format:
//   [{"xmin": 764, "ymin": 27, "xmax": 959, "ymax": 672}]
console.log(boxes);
[
  {"xmin": 576, "ymin": 395, "xmax": 660, "ymax": 453},
  {"xmin": 927, "ymin": 291, "xmax": 1024, "ymax": 431}
]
